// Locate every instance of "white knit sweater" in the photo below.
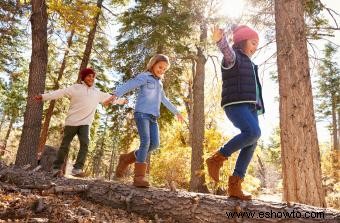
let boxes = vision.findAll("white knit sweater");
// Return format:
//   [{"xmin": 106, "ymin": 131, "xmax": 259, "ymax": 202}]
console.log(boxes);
[{"xmin": 42, "ymin": 83, "xmax": 111, "ymax": 126}]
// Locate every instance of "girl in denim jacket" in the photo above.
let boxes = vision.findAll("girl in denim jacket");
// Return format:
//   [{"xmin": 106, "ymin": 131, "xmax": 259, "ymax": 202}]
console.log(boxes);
[
  {"xmin": 206, "ymin": 25, "xmax": 265, "ymax": 200},
  {"xmin": 113, "ymin": 54, "xmax": 184, "ymax": 187}
]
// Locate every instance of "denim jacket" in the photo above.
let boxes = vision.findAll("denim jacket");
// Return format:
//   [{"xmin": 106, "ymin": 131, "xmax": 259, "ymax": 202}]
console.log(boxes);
[{"xmin": 115, "ymin": 71, "xmax": 179, "ymax": 117}]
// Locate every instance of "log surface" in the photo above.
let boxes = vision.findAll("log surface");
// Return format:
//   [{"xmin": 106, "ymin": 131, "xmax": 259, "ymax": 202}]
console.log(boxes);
[{"xmin": 0, "ymin": 164, "xmax": 339, "ymax": 223}]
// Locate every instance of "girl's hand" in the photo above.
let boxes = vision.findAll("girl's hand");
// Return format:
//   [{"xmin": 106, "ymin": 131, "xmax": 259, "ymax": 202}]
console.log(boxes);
[
  {"xmin": 211, "ymin": 25, "xmax": 224, "ymax": 43},
  {"xmin": 113, "ymin": 98, "xmax": 128, "ymax": 105},
  {"xmin": 176, "ymin": 114, "xmax": 184, "ymax": 123},
  {"xmin": 103, "ymin": 95, "xmax": 117, "ymax": 107},
  {"xmin": 34, "ymin": 95, "xmax": 42, "ymax": 101}
]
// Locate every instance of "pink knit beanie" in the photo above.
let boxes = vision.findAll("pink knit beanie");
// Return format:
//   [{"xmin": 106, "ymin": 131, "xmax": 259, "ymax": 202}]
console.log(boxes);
[{"xmin": 232, "ymin": 25, "xmax": 259, "ymax": 44}]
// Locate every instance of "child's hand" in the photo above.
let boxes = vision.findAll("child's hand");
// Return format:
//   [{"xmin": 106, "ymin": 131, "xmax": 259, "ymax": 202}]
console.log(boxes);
[
  {"xmin": 103, "ymin": 95, "xmax": 117, "ymax": 107},
  {"xmin": 113, "ymin": 98, "xmax": 128, "ymax": 105},
  {"xmin": 176, "ymin": 114, "xmax": 184, "ymax": 123},
  {"xmin": 211, "ymin": 25, "xmax": 224, "ymax": 43},
  {"xmin": 34, "ymin": 95, "xmax": 43, "ymax": 101}
]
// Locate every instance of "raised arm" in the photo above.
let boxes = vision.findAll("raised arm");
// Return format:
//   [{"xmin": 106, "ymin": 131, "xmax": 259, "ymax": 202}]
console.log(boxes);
[{"xmin": 212, "ymin": 26, "xmax": 236, "ymax": 69}]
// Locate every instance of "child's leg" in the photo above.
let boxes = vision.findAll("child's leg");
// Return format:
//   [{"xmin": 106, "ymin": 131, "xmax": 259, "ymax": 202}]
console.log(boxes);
[
  {"xmin": 134, "ymin": 113, "xmax": 151, "ymax": 163},
  {"xmin": 148, "ymin": 117, "xmax": 160, "ymax": 153},
  {"xmin": 233, "ymin": 143, "xmax": 257, "ymax": 178},
  {"xmin": 74, "ymin": 125, "xmax": 90, "ymax": 170},
  {"xmin": 53, "ymin": 126, "xmax": 78, "ymax": 169},
  {"xmin": 133, "ymin": 113, "xmax": 151, "ymax": 187},
  {"xmin": 219, "ymin": 104, "xmax": 260, "ymax": 157}
]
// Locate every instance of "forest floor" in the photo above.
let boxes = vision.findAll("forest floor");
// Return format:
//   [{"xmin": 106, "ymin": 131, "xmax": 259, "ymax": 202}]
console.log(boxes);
[{"xmin": 0, "ymin": 181, "xmax": 152, "ymax": 223}]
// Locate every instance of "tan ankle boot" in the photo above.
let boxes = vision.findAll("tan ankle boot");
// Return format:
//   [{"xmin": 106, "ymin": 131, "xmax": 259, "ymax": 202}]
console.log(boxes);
[
  {"xmin": 133, "ymin": 162, "xmax": 150, "ymax": 188},
  {"xmin": 115, "ymin": 150, "xmax": 136, "ymax": 178},
  {"xmin": 228, "ymin": 175, "xmax": 251, "ymax": 200},
  {"xmin": 206, "ymin": 151, "xmax": 227, "ymax": 182}
]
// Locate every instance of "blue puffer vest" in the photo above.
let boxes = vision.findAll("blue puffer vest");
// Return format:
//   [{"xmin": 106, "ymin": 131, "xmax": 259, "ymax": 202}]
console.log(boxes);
[{"xmin": 221, "ymin": 48, "xmax": 265, "ymax": 114}]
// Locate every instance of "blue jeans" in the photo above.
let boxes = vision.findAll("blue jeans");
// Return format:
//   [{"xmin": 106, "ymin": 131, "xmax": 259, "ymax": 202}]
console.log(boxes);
[
  {"xmin": 219, "ymin": 103, "xmax": 261, "ymax": 178},
  {"xmin": 134, "ymin": 112, "xmax": 160, "ymax": 163}
]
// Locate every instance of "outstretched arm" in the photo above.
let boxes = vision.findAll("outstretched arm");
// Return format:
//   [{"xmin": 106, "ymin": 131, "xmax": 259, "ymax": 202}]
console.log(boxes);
[
  {"xmin": 212, "ymin": 26, "xmax": 236, "ymax": 69},
  {"xmin": 36, "ymin": 86, "xmax": 73, "ymax": 101},
  {"xmin": 114, "ymin": 74, "xmax": 148, "ymax": 97},
  {"xmin": 161, "ymin": 90, "xmax": 180, "ymax": 115}
]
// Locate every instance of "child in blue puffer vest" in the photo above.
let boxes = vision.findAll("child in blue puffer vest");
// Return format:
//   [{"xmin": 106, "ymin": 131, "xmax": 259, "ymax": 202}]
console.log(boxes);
[{"xmin": 206, "ymin": 25, "xmax": 265, "ymax": 200}]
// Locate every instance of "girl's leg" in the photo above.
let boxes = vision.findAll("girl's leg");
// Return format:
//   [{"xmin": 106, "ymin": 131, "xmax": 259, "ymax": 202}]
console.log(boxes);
[
  {"xmin": 134, "ymin": 114, "xmax": 151, "ymax": 163},
  {"xmin": 133, "ymin": 113, "xmax": 151, "ymax": 187},
  {"xmin": 219, "ymin": 104, "xmax": 261, "ymax": 157},
  {"xmin": 148, "ymin": 117, "xmax": 160, "ymax": 153},
  {"xmin": 233, "ymin": 143, "xmax": 257, "ymax": 178}
]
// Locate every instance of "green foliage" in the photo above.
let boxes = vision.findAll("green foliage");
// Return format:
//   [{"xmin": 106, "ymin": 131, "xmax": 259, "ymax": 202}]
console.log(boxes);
[
  {"xmin": 315, "ymin": 43, "xmax": 340, "ymax": 123},
  {"xmin": 1, "ymin": 71, "xmax": 28, "ymax": 122},
  {"xmin": 48, "ymin": 0, "xmax": 101, "ymax": 32},
  {"xmin": 0, "ymin": 1, "xmax": 27, "ymax": 73}
]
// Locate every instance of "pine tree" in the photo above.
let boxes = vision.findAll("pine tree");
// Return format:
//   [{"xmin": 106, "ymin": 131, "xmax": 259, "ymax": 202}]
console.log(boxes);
[
  {"xmin": 315, "ymin": 43, "xmax": 340, "ymax": 178},
  {"xmin": 15, "ymin": 0, "xmax": 48, "ymax": 167},
  {"xmin": 275, "ymin": 0, "xmax": 326, "ymax": 207}
]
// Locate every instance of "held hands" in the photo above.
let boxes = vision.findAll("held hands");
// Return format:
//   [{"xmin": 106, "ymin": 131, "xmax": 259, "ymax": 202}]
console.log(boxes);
[
  {"xmin": 103, "ymin": 95, "xmax": 117, "ymax": 107},
  {"xmin": 211, "ymin": 25, "xmax": 224, "ymax": 43},
  {"xmin": 103, "ymin": 95, "xmax": 128, "ymax": 107}
]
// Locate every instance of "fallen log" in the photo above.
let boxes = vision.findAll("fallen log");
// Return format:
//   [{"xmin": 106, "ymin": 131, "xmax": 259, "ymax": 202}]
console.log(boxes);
[{"xmin": 0, "ymin": 164, "xmax": 339, "ymax": 223}]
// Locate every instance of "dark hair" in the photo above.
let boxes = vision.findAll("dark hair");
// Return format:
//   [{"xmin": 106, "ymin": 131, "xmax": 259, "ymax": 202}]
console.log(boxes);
[
  {"xmin": 80, "ymin": 68, "xmax": 96, "ymax": 81},
  {"xmin": 232, "ymin": 40, "xmax": 247, "ymax": 51}
]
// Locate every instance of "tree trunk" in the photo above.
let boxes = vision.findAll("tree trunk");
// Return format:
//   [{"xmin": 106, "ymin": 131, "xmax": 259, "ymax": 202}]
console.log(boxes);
[
  {"xmin": 190, "ymin": 23, "xmax": 208, "ymax": 193},
  {"xmin": 77, "ymin": 0, "xmax": 103, "ymax": 83},
  {"xmin": 3, "ymin": 116, "xmax": 15, "ymax": 148},
  {"xmin": 15, "ymin": 0, "xmax": 48, "ymax": 167},
  {"xmin": 0, "ymin": 166, "xmax": 339, "ymax": 223},
  {"xmin": 108, "ymin": 143, "xmax": 117, "ymax": 180},
  {"xmin": 274, "ymin": 0, "xmax": 326, "ymax": 207},
  {"xmin": 37, "ymin": 30, "xmax": 75, "ymax": 158},
  {"xmin": 92, "ymin": 116, "xmax": 108, "ymax": 177}
]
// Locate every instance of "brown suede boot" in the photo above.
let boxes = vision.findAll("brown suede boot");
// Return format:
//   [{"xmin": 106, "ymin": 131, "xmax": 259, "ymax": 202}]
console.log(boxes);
[
  {"xmin": 228, "ymin": 175, "xmax": 252, "ymax": 200},
  {"xmin": 115, "ymin": 150, "xmax": 136, "ymax": 178},
  {"xmin": 206, "ymin": 151, "xmax": 227, "ymax": 182},
  {"xmin": 133, "ymin": 162, "xmax": 150, "ymax": 188}
]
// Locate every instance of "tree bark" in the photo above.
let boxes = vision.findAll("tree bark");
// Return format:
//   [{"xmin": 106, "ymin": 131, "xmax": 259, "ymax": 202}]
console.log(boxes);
[
  {"xmin": 274, "ymin": 0, "xmax": 326, "ymax": 207},
  {"xmin": 190, "ymin": 23, "xmax": 208, "ymax": 193},
  {"xmin": 0, "ymin": 166, "xmax": 339, "ymax": 223},
  {"xmin": 15, "ymin": 0, "xmax": 48, "ymax": 167},
  {"xmin": 77, "ymin": 0, "xmax": 103, "ymax": 83},
  {"xmin": 37, "ymin": 30, "xmax": 75, "ymax": 158},
  {"xmin": 92, "ymin": 115, "xmax": 109, "ymax": 177}
]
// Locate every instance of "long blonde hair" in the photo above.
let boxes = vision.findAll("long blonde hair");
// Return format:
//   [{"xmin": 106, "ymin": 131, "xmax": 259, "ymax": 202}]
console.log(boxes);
[{"xmin": 146, "ymin": 54, "xmax": 170, "ymax": 72}]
